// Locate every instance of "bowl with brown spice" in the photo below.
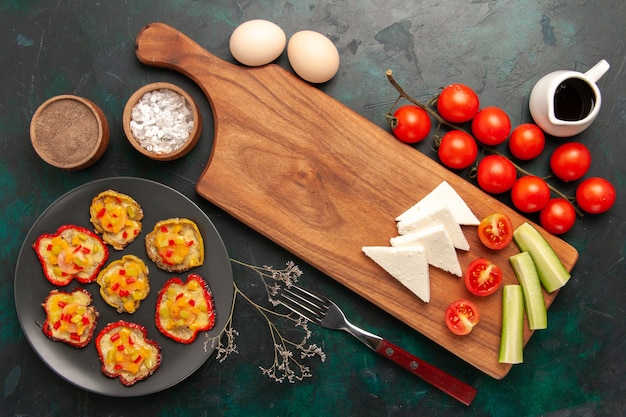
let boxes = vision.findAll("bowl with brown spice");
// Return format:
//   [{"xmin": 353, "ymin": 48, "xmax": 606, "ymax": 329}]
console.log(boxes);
[
  {"xmin": 123, "ymin": 82, "xmax": 202, "ymax": 161},
  {"xmin": 30, "ymin": 95, "xmax": 110, "ymax": 170}
]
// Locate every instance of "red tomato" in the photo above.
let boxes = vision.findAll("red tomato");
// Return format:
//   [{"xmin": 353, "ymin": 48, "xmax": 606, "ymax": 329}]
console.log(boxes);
[
  {"xmin": 540, "ymin": 198, "xmax": 577, "ymax": 234},
  {"xmin": 576, "ymin": 177, "xmax": 616, "ymax": 214},
  {"xmin": 445, "ymin": 300, "xmax": 480, "ymax": 336},
  {"xmin": 511, "ymin": 176, "xmax": 551, "ymax": 213},
  {"xmin": 437, "ymin": 130, "xmax": 478, "ymax": 169},
  {"xmin": 471, "ymin": 107, "xmax": 511, "ymax": 146},
  {"xmin": 436, "ymin": 84, "xmax": 480, "ymax": 123},
  {"xmin": 476, "ymin": 155, "xmax": 517, "ymax": 194},
  {"xmin": 390, "ymin": 105, "xmax": 432, "ymax": 144},
  {"xmin": 508, "ymin": 124, "xmax": 545, "ymax": 160},
  {"xmin": 550, "ymin": 142, "xmax": 591, "ymax": 181},
  {"xmin": 477, "ymin": 213, "xmax": 513, "ymax": 250},
  {"xmin": 464, "ymin": 258, "xmax": 503, "ymax": 296}
]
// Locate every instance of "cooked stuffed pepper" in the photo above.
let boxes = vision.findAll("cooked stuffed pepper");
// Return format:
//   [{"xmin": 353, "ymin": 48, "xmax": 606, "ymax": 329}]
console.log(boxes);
[
  {"xmin": 41, "ymin": 288, "xmax": 99, "ymax": 348},
  {"xmin": 97, "ymin": 254, "xmax": 150, "ymax": 314},
  {"xmin": 90, "ymin": 190, "xmax": 143, "ymax": 250},
  {"xmin": 33, "ymin": 224, "xmax": 109, "ymax": 286},
  {"xmin": 95, "ymin": 320, "xmax": 161, "ymax": 386},
  {"xmin": 145, "ymin": 218, "xmax": 204, "ymax": 272},
  {"xmin": 155, "ymin": 273, "xmax": 215, "ymax": 344}
]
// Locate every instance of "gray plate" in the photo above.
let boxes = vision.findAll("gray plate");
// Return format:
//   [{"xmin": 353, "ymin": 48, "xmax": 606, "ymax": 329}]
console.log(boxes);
[{"xmin": 14, "ymin": 177, "xmax": 234, "ymax": 397}]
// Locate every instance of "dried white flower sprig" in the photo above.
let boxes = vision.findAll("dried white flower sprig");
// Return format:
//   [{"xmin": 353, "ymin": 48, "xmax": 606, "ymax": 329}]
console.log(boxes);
[{"xmin": 204, "ymin": 259, "xmax": 326, "ymax": 383}]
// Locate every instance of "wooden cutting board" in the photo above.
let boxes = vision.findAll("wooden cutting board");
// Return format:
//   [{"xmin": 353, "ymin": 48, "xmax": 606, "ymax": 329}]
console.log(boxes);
[{"xmin": 135, "ymin": 23, "xmax": 578, "ymax": 379}]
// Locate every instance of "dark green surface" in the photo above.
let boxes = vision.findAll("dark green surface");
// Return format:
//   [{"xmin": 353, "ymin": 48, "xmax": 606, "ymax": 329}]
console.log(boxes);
[{"xmin": 1, "ymin": 0, "xmax": 624, "ymax": 415}]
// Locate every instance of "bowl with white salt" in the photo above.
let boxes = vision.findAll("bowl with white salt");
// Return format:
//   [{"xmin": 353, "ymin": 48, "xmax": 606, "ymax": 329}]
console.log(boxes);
[{"xmin": 123, "ymin": 82, "xmax": 202, "ymax": 161}]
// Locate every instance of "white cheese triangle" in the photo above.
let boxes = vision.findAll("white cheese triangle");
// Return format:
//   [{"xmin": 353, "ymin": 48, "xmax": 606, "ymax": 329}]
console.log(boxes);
[
  {"xmin": 396, "ymin": 201, "xmax": 470, "ymax": 251},
  {"xmin": 362, "ymin": 245, "xmax": 430, "ymax": 303},
  {"xmin": 396, "ymin": 181, "xmax": 479, "ymax": 226},
  {"xmin": 390, "ymin": 224, "xmax": 462, "ymax": 277}
]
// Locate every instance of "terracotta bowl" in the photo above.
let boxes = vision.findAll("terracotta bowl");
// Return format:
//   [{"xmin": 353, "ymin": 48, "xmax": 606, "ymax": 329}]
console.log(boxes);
[
  {"xmin": 30, "ymin": 95, "xmax": 110, "ymax": 170},
  {"xmin": 123, "ymin": 82, "xmax": 202, "ymax": 161}
]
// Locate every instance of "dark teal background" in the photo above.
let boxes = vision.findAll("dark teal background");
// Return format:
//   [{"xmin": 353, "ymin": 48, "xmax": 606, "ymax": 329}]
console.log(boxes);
[{"xmin": 1, "ymin": 0, "xmax": 624, "ymax": 415}]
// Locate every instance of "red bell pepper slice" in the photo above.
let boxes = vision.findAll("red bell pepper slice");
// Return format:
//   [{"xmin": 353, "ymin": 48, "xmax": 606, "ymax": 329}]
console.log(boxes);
[
  {"xmin": 95, "ymin": 321, "xmax": 161, "ymax": 386},
  {"xmin": 33, "ymin": 225, "xmax": 109, "ymax": 286},
  {"xmin": 41, "ymin": 288, "xmax": 99, "ymax": 348},
  {"xmin": 154, "ymin": 274, "xmax": 215, "ymax": 344}
]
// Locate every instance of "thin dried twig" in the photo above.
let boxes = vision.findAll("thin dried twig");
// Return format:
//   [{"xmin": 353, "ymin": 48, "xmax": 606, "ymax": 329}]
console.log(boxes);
[{"xmin": 204, "ymin": 260, "xmax": 326, "ymax": 383}]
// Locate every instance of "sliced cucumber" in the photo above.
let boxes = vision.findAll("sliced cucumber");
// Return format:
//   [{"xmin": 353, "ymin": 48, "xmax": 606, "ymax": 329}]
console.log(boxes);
[
  {"xmin": 513, "ymin": 222, "xmax": 570, "ymax": 293},
  {"xmin": 510, "ymin": 252, "xmax": 547, "ymax": 330},
  {"xmin": 498, "ymin": 285, "xmax": 524, "ymax": 364}
]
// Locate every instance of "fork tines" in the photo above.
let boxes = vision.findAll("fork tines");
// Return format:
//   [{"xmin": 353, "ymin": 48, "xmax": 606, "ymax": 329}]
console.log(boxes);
[{"xmin": 279, "ymin": 285, "xmax": 329, "ymax": 324}]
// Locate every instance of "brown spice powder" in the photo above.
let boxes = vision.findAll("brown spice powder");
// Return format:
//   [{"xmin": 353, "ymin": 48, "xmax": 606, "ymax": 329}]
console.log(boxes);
[{"xmin": 33, "ymin": 99, "xmax": 100, "ymax": 165}]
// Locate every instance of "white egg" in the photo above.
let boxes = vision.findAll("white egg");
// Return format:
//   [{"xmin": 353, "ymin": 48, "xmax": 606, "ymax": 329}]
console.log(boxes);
[
  {"xmin": 229, "ymin": 19, "xmax": 286, "ymax": 66},
  {"xmin": 287, "ymin": 30, "xmax": 340, "ymax": 83}
]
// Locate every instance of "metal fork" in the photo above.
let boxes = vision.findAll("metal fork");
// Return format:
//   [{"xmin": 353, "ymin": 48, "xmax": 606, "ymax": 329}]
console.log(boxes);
[{"xmin": 278, "ymin": 284, "xmax": 477, "ymax": 406}]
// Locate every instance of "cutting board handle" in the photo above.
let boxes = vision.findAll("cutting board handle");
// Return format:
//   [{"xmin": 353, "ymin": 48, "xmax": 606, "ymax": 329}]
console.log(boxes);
[{"xmin": 135, "ymin": 22, "xmax": 235, "ymax": 97}]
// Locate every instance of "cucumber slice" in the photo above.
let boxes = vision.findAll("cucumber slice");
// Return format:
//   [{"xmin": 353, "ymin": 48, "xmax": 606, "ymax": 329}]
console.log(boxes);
[
  {"xmin": 510, "ymin": 252, "xmax": 547, "ymax": 330},
  {"xmin": 498, "ymin": 285, "xmax": 524, "ymax": 364},
  {"xmin": 513, "ymin": 222, "xmax": 570, "ymax": 293}
]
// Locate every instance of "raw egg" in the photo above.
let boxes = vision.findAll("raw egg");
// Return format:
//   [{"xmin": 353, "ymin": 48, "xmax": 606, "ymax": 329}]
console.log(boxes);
[
  {"xmin": 229, "ymin": 19, "xmax": 286, "ymax": 66},
  {"xmin": 287, "ymin": 30, "xmax": 340, "ymax": 83}
]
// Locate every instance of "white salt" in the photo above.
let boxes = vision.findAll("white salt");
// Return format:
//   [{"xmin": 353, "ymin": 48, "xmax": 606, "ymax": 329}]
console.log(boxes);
[{"xmin": 130, "ymin": 88, "xmax": 195, "ymax": 154}]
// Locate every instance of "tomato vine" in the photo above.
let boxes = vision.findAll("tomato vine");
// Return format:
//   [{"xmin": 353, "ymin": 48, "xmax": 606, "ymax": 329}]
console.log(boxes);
[{"xmin": 385, "ymin": 69, "xmax": 584, "ymax": 217}]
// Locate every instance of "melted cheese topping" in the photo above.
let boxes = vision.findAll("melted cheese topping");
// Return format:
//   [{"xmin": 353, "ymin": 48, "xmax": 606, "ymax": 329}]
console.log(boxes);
[
  {"xmin": 99, "ymin": 325, "xmax": 159, "ymax": 377},
  {"xmin": 44, "ymin": 290, "xmax": 97, "ymax": 344},
  {"xmin": 90, "ymin": 190, "xmax": 143, "ymax": 249},
  {"xmin": 97, "ymin": 255, "xmax": 150, "ymax": 313},
  {"xmin": 37, "ymin": 228, "xmax": 107, "ymax": 282},
  {"xmin": 157, "ymin": 278, "xmax": 212, "ymax": 338},
  {"xmin": 152, "ymin": 219, "xmax": 203, "ymax": 268}
]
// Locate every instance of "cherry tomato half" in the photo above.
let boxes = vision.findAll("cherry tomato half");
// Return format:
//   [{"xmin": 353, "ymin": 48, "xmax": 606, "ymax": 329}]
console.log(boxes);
[
  {"xmin": 576, "ymin": 177, "xmax": 616, "ymax": 214},
  {"xmin": 471, "ymin": 107, "xmax": 511, "ymax": 146},
  {"xmin": 445, "ymin": 299, "xmax": 480, "ymax": 336},
  {"xmin": 540, "ymin": 198, "xmax": 577, "ymax": 234},
  {"xmin": 476, "ymin": 155, "xmax": 517, "ymax": 194},
  {"xmin": 464, "ymin": 258, "xmax": 503, "ymax": 297},
  {"xmin": 390, "ymin": 105, "xmax": 432, "ymax": 144},
  {"xmin": 511, "ymin": 176, "xmax": 551, "ymax": 213},
  {"xmin": 550, "ymin": 142, "xmax": 591, "ymax": 181},
  {"xmin": 477, "ymin": 213, "xmax": 513, "ymax": 250},
  {"xmin": 437, "ymin": 130, "xmax": 478, "ymax": 169},
  {"xmin": 436, "ymin": 83, "xmax": 480, "ymax": 123},
  {"xmin": 508, "ymin": 123, "xmax": 545, "ymax": 160}
]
